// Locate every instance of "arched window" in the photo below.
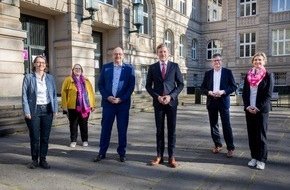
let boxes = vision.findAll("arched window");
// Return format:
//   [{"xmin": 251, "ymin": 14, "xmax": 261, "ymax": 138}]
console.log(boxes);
[
  {"xmin": 165, "ymin": 30, "xmax": 174, "ymax": 55},
  {"xmin": 192, "ymin": 39, "xmax": 197, "ymax": 60},
  {"xmin": 179, "ymin": 35, "xmax": 186, "ymax": 57},
  {"xmin": 207, "ymin": 40, "xmax": 222, "ymax": 59},
  {"xmin": 141, "ymin": 0, "xmax": 149, "ymax": 35}
]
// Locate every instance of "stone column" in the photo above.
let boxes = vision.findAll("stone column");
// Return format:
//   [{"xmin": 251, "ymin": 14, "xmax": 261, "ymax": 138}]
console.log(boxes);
[{"xmin": 0, "ymin": 1, "xmax": 27, "ymax": 99}]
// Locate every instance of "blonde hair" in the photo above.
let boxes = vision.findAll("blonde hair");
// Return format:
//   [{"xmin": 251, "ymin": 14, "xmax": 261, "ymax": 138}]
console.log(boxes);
[{"xmin": 252, "ymin": 52, "xmax": 267, "ymax": 65}]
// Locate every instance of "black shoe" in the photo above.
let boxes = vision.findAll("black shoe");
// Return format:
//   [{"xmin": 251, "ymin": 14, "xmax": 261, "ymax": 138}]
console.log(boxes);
[
  {"xmin": 28, "ymin": 160, "xmax": 38, "ymax": 169},
  {"xmin": 93, "ymin": 154, "xmax": 106, "ymax": 162},
  {"xmin": 120, "ymin": 156, "xmax": 126, "ymax": 162},
  {"xmin": 39, "ymin": 161, "xmax": 51, "ymax": 169}
]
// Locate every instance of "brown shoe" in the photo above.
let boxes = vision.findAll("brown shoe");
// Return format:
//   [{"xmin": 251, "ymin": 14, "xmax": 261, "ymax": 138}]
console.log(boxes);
[
  {"xmin": 151, "ymin": 157, "xmax": 163, "ymax": 166},
  {"xmin": 212, "ymin": 146, "xmax": 222, "ymax": 154},
  {"xmin": 168, "ymin": 157, "xmax": 177, "ymax": 168},
  {"xmin": 227, "ymin": 150, "xmax": 234, "ymax": 158}
]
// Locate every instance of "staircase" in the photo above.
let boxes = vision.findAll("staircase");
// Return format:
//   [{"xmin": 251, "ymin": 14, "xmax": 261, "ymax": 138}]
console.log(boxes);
[{"xmin": 0, "ymin": 94, "xmax": 155, "ymax": 137}]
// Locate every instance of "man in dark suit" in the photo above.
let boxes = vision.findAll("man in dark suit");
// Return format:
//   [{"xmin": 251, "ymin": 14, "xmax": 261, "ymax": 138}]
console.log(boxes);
[
  {"xmin": 94, "ymin": 47, "xmax": 135, "ymax": 162},
  {"xmin": 146, "ymin": 43, "xmax": 184, "ymax": 168},
  {"xmin": 201, "ymin": 53, "xmax": 237, "ymax": 158}
]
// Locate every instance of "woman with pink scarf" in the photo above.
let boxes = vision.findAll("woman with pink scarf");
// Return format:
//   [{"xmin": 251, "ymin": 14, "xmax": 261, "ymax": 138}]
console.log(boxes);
[
  {"xmin": 242, "ymin": 52, "xmax": 274, "ymax": 170},
  {"xmin": 61, "ymin": 64, "xmax": 96, "ymax": 148}
]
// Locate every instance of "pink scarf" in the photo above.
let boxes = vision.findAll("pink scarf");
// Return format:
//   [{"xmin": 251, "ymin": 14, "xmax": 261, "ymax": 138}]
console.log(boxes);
[
  {"xmin": 72, "ymin": 74, "xmax": 91, "ymax": 118},
  {"xmin": 247, "ymin": 67, "xmax": 266, "ymax": 87}
]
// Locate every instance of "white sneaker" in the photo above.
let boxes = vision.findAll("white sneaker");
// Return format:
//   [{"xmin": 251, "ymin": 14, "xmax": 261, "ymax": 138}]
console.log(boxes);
[
  {"xmin": 70, "ymin": 142, "xmax": 77, "ymax": 148},
  {"xmin": 82, "ymin": 141, "xmax": 88, "ymax": 147},
  {"xmin": 248, "ymin": 159, "xmax": 257, "ymax": 167},
  {"xmin": 256, "ymin": 161, "xmax": 265, "ymax": 170}
]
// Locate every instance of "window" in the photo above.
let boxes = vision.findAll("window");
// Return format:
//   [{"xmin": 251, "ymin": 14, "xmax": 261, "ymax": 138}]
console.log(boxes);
[
  {"xmin": 180, "ymin": 0, "xmax": 186, "ymax": 14},
  {"xmin": 141, "ymin": 0, "xmax": 149, "ymax": 35},
  {"xmin": 179, "ymin": 35, "xmax": 186, "ymax": 57},
  {"xmin": 207, "ymin": 40, "xmax": 222, "ymax": 59},
  {"xmin": 272, "ymin": 0, "xmax": 290, "ymax": 12},
  {"xmin": 274, "ymin": 72, "xmax": 287, "ymax": 85},
  {"xmin": 240, "ymin": 33, "xmax": 256, "ymax": 57},
  {"xmin": 192, "ymin": 39, "xmax": 197, "ymax": 60},
  {"xmin": 272, "ymin": 29, "xmax": 290, "ymax": 56},
  {"xmin": 208, "ymin": 0, "xmax": 222, "ymax": 22},
  {"xmin": 99, "ymin": 0, "xmax": 113, "ymax": 6},
  {"xmin": 191, "ymin": 0, "xmax": 196, "ymax": 19},
  {"xmin": 240, "ymin": 0, "xmax": 256, "ymax": 17},
  {"xmin": 166, "ymin": 0, "xmax": 173, "ymax": 8},
  {"xmin": 165, "ymin": 30, "xmax": 174, "ymax": 55}
]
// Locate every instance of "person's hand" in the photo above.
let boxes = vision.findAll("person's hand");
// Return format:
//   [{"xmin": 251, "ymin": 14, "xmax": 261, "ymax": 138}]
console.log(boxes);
[
  {"xmin": 107, "ymin": 96, "xmax": 115, "ymax": 103},
  {"xmin": 162, "ymin": 95, "xmax": 171, "ymax": 105},
  {"xmin": 246, "ymin": 106, "xmax": 257, "ymax": 114},
  {"xmin": 25, "ymin": 114, "xmax": 31, "ymax": 119},
  {"xmin": 53, "ymin": 112, "xmax": 57, "ymax": 118},
  {"xmin": 91, "ymin": 107, "xmax": 95, "ymax": 112}
]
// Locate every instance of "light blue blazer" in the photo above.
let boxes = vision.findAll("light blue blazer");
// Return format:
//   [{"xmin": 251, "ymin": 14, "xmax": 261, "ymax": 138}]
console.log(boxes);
[{"xmin": 22, "ymin": 73, "xmax": 58, "ymax": 116}]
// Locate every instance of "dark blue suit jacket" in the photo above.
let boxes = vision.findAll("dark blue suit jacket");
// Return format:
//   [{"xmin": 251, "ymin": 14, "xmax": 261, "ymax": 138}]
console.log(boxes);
[
  {"xmin": 98, "ymin": 62, "xmax": 135, "ymax": 110},
  {"xmin": 145, "ymin": 61, "xmax": 184, "ymax": 107},
  {"xmin": 201, "ymin": 68, "xmax": 237, "ymax": 109},
  {"xmin": 242, "ymin": 72, "xmax": 274, "ymax": 113}
]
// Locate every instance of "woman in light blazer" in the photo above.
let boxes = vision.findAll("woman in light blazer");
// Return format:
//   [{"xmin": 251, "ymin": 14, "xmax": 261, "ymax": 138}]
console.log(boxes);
[
  {"xmin": 242, "ymin": 52, "xmax": 274, "ymax": 170},
  {"xmin": 22, "ymin": 55, "xmax": 58, "ymax": 169}
]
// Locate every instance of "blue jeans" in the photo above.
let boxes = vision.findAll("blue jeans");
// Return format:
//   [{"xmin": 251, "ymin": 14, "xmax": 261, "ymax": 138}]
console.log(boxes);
[{"xmin": 25, "ymin": 104, "xmax": 53, "ymax": 162}]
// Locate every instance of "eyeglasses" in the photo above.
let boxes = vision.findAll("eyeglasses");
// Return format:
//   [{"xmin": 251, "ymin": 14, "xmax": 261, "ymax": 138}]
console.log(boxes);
[
  {"xmin": 35, "ymin": 61, "xmax": 46, "ymax": 64},
  {"xmin": 74, "ymin": 68, "xmax": 82, "ymax": 70},
  {"xmin": 212, "ymin": 59, "xmax": 222, "ymax": 62}
]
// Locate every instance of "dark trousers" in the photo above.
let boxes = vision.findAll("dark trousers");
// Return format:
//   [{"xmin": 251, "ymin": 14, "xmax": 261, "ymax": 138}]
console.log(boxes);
[
  {"xmin": 207, "ymin": 102, "xmax": 235, "ymax": 151},
  {"xmin": 154, "ymin": 104, "xmax": 177, "ymax": 158},
  {"xmin": 25, "ymin": 104, "xmax": 53, "ymax": 162},
  {"xmin": 99, "ymin": 107, "xmax": 129, "ymax": 157},
  {"xmin": 245, "ymin": 111, "xmax": 268, "ymax": 162},
  {"xmin": 68, "ymin": 109, "xmax": 89, "ymax": 142}
]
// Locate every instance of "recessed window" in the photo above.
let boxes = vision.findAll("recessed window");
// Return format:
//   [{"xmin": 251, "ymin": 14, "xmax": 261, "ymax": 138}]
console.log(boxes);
[
  {"xmin": 165, "ymin": 30, "xmax": 174, "ymax": 55},
  {"xmin": 240, "ymin": 0, "xmax": 256, "ymax": 17},
  {"xmin": 272, "ymin": 0, "xmax": 290, "ymax": 12},
  {"xmin": 99, "ymin": 0, "xmax": 113, "ymax": 6},
  {"xmin": 208, "ymin": 0, "xmax": 222, "ymax": 22},
  {"xmin": 192, "ymin": 39, "xmax": 197, "ymax": 60},
  {"xmin": 179, "ymin": 35, "xmax": 186, "ymax": 58},
  {"xmin": 239, "ymin": 33, "xmax": 256, "ymax": 57},
  {"xmin": 207, "ymin": 40, "xmax": 222, "ymax": 59},
  {"xmin": 272, "ymin": 29, "xmax": 290, "ymax": 56}
]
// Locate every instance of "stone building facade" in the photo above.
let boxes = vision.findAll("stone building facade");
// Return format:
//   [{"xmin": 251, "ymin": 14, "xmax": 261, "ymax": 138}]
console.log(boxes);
[{"xmin": 0, "ymin": 0, "xmax": 289, "ymax": 100}]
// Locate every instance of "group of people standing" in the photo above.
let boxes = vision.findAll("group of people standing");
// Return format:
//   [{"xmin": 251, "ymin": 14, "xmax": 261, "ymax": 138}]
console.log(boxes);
[{"xmin": 22, "ymin": 44, "xmax": 273, "ymax": 171}]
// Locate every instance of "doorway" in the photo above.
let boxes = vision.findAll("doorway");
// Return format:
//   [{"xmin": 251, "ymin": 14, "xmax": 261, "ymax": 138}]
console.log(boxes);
[{"xmin": 20, "ymin": 14, "xmax": 48, "ymax": 74}]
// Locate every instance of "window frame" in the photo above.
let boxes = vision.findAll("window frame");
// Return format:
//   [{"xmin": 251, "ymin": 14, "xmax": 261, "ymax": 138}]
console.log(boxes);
[
  {"xmin": 192, "ymin": 39, "xmax": 197, "ymax": 60},
  {"xmin": 99, "ymin": 0, "xmax": 113, "ymax": 6},
  {"xmin": 179, "ymin": 0, "xmax": 186, "ymax": 14},
  {"xmin": 239, "ymin": 32, "xmax": 256, "ymax": 58},
  {"xmin": 272, "ymin": 29, "xmax": 290, "ymax": 56},
  {"xmin": 165, "ymin": 30, "xmax": 174, "ymax": 55},
  {"xmin": 207, "ymin": 0, "xmax": 222, "ymax": 22},
  {"xmin": 272, "ymin": 0, "xmax": 290, "ymax": 13},
  {"xmin": 140, "ymin": 0, "xmax": 149, "ymax": 35},
  {"xmin": 179, "ymin": 35, "xmax": 186, "ymax": 58},
  {"xmin": 240, "ymin": 0, "xmax": 256, "ymax": 17},
  {"xmin": 207, "ymin": 40, "xmax": 222, "ymax": 60}
]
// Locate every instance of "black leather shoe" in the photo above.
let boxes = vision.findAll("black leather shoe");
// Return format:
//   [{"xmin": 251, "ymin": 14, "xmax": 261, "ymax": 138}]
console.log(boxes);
[
  {"xmin": 28, "ymin": 160, "xmax": 38, "ymax": 169},
  {"xmin": 120, "ymin": 156, "xmax": 126, "ymax": 162},
  {"xmin": 39, "ymin": 161, "xmax": 51, "ymax": 169},
  {"xmin": 93, "ymin": 154, "xmax": 106, "ymax": 162}
]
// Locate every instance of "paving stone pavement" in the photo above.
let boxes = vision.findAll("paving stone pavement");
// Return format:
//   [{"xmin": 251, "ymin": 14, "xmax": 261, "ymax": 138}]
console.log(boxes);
[{"xmin": 0, "ymin": 104, "xmax": 289, "ymax": 190}]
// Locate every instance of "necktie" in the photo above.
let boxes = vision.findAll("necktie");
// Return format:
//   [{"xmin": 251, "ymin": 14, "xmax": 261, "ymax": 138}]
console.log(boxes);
[
  {"xmin": 162, "ymin": 63, "xmax": 166, "ymax": 96},
  {"xmin": 161, "ymin": 63, "xmax": 166, "ymax": 79}
]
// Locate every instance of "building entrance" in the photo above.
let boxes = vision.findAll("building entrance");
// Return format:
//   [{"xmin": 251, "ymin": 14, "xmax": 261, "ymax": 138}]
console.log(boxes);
[
  {"xmin": 92, "ymin": 32, "xmax": 102, "ymax": 93},
  {"xmin": 20, "ymin": 14, "xmax": 48, "ymax": 74}
]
